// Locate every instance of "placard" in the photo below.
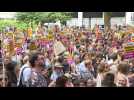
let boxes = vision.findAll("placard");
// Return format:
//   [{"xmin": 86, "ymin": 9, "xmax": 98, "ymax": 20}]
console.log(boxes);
[
  {"xmin": 53, "ymin": 41, "xmax": 66, "ymax": 56},
  {"xmin": 124, "ymin": 52, "xmax": 134, "ymax": 59},
  {"xmin": 124, "ymin": 46, "xmax": 134, "ymax": 52}
]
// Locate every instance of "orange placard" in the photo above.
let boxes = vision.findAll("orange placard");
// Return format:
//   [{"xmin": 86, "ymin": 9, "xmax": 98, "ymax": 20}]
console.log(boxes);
[{"xmin": 27, "ymin": 27, "xmax": 32, "ymax": 38}]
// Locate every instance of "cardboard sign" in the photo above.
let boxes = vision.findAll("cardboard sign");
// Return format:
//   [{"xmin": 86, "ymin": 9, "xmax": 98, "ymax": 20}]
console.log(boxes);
[{"xmin": 53, "ymin": 41, "xmax": 66, "ymax": 56}]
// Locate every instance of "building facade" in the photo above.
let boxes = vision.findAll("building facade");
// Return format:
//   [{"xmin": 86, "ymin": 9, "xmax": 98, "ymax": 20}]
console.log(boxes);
[{"xmin": 67, "ymin": 12, "xmax": 126, "ymax": 29}]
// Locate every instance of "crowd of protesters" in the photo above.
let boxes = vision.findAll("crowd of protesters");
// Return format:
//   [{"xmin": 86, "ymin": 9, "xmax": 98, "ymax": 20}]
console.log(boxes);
[{"xmin": 0, "ymin": 24, "xmax": 134, "ymax": 87}]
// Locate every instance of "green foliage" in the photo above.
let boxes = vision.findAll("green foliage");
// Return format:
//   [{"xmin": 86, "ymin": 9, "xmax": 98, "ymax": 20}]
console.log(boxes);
[
  {"xmin": 16, "ymin": 12, "xmax": 73, "ymax": 25},
  {"xmin": 0, "ymin": 19, "xmax": 16, "ymax": 31},
  {"xmin": 0, "ymin": 19, "xmax": 35, "ymax": 31},
  {"xmin": 0, "ymin": 12, "xmax": 73, "ymax": 32}
]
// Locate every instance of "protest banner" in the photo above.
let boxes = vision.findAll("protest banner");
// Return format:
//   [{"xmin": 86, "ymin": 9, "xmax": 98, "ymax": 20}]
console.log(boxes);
[
  {"xmin": 124, "ymin": 46, "xmax": 134, "ymax": 52},
  {"xmin": 124, "ymin": 52, "xmax": 134, "ymax": 59},
  {"xmin": 124, "ymin": 41, "xmax": 134, "ymax": 59},
  {"xmin": 53, "ymin": 41, "xmax": 66, "ymax": 56}
]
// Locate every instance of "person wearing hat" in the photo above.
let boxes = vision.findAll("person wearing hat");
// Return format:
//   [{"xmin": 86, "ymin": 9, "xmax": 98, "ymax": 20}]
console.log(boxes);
[
  {"xmin": 60, "ymin": 51, "xmax": 70, "ymax": 73},
  {"xmin": 50, "ymin": 62, "xmax": 64, "ymax": 82},
  {"xmin": 64, "ymin": 73, "xmax": 74, "ymax": 87}
]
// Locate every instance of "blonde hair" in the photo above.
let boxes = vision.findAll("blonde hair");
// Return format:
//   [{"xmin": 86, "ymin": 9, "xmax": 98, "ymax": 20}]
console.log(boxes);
[{"xmin": 23, "ymin": 55, "xmax": 29, "ymax": 64}]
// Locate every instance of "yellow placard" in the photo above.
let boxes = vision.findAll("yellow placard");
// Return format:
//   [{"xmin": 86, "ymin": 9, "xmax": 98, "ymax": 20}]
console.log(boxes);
[
  {"xmin": 47, "ymin": 33, "xmax": 54, "ymax": 40},
  {"xmin": 124, "ymin": 46, "xmax": 134, "ymax": 52},
  {"xmin": 29, "ymin": 43, "xmax": 37, "ymax": 50},
  {"xmin": 60, "ymin": 32, "xmax": 65, "ymax": 35},
  {"xmin": 28, "ymin": 27, "xmax": 32, "ymax": 38}
]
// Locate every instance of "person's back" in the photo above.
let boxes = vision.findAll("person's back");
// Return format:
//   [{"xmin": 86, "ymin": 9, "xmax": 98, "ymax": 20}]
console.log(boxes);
[
  {"xmin": 17, "ymin": 63, "xmax": 31, "ymax": 87},
  {"xmin": 17, "ymin": 56, "xmax": 31, "ymax": 87},
  {"xmin": 102, "ymin": 73, "xmax": 116, "ymax": 87},
  {"xmin": 6, "ymin": 62, "xmax": 17, "ymax": 87}
]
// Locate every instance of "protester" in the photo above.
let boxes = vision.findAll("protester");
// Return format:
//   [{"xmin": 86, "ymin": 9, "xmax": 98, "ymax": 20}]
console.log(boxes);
[
  {"xmin": 50, "ymin": 62, "xmax": 64, "ymax": 82},
  {"xmin": 96, "ymin": 63, "xmax": 106, "ymax": 87},
  {"xmin": 101, "ymin": 72, "xmax": 116, "ymax": 87},
  {"xmin": 17, "ymin": 55, "xmax": 31, "ymax": 87},
  {"xmin": 27, "ymin": 52, "xmax": 48, "ymax": 87},
  {"xmin": 1, "ymin": 24, "xmax": 134, "ymax": 87},
  {"xmin": 115, "ymin": 63, "xmax": 130, "ymax": 87},
  {"xmin": 6, "ymin": 62, "xmax": 17, "ymax": 87}
]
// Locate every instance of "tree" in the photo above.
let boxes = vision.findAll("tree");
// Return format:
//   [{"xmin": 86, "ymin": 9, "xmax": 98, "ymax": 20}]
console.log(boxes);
[
  {"xmin": 16, "ymin": 12, "xmax": 72, "ymax": 27},
  {"xmin": 44, "ymin": 12, "xmax": 72, "ymax": 24},
  {"xmin": 103, "ymin": 12, "xmax": 112, "ymax": 32}
]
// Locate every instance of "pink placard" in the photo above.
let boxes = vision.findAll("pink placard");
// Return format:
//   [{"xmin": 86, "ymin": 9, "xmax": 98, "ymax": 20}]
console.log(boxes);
[{"xmin": 124, "ymin": 52, "xmax": 134, "ymax": 59}]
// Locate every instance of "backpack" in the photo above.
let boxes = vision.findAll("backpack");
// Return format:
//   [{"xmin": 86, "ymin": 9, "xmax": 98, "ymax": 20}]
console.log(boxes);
[{"xmin": 18, "ymin": 67, "xmax": 29, "ymax": 87}]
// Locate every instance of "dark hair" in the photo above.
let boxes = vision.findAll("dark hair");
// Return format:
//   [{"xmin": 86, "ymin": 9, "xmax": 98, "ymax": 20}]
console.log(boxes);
[
  {"xmin": 56, "ymin": 76, "xmax": 68, "ymax": 87},
  {"xmin": 6, "ymin": 62, "xmax": 17, "ymax": 87},
  {"xmin": 6, "ymin": 62, "xmax": 16, "ymax": 71},
  {"xmin": 97, "ymin": 63, "xmax": 106, "ymax": 73},
  {"xmin": 82, "ymin": 53, "xmax": 91, "ymax": 60},
  {"xmin": 102, "ymin": 73, "xmax": 116, "ymax": 87},
  {"xmin": 29, "ymin": 52, "xmax": 42, "ymax": 67},
  {"xmin": 110, "ymin": 53, "xmax": 117, "ymax": 61},
  {"xmin": 117, "ymin": 63, "xmax": 129, "ymax": 75}
]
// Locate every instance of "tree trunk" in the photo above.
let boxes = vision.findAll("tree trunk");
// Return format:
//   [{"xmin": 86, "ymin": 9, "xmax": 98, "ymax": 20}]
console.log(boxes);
[{"xmin": 104, "ymin": 12, "xmax": 112, "ymax": 32}]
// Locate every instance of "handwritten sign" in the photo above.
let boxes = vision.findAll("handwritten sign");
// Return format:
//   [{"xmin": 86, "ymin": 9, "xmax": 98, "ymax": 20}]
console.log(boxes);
[{"xmin": 53, "ymin": 41, "xmax": 66, "ymax": 56}]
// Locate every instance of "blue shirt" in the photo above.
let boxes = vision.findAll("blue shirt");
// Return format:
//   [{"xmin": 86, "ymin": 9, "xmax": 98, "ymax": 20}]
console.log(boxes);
[
  {"xmin": 78, "ymin": 61, "xmax": 94, "ymax": 80},
  {"xmin": 50, "ymin": 71, "xmax": 64, "ymax": 81}
]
